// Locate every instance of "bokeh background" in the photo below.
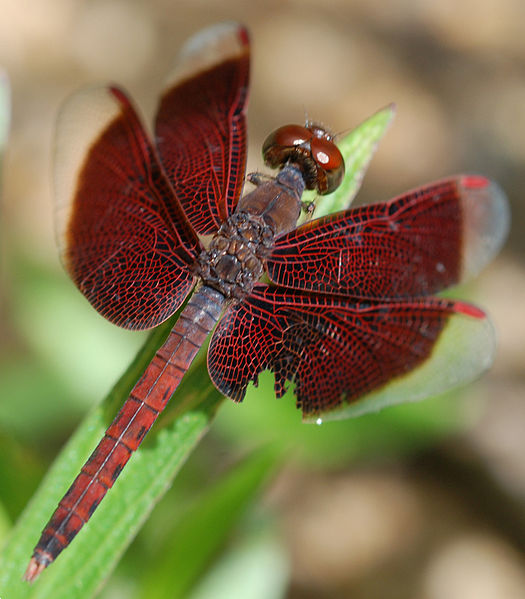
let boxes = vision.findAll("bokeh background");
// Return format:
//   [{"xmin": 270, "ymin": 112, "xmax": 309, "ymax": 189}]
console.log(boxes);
[{"xmin": 1, "ymin": 1, "xmax": 524, "ymax": 598}]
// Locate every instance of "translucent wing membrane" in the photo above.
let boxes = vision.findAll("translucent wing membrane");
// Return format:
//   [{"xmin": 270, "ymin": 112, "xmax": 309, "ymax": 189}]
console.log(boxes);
[
  {"xmin": 155, "ymin": 22, "xmax": 250, "ymax": 234},
  {"xmin": 208, "ymin": 284, "xmax": 493, "ymax": 417},
  {"xmin": 54, "ymin": 86, "xmax": 201, "ymax": 330},
  {"xmin": 267, "ymin": 176, "xmax": 509, "ymax": 298}
]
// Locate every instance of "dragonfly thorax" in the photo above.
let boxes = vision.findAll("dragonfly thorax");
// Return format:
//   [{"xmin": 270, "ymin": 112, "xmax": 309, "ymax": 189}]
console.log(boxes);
[{"xmin": 197, "ymin": 211, "xmax": 274, "ymax": 299}]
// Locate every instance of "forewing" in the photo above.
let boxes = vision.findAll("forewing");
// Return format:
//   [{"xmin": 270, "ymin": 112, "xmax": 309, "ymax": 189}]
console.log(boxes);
[
  {"xmin": 267, "ymin": 176, "xmax": 509, "ymax": 298},
  {"xmin": 54, "ymin": 86, "xmax": 201, "ymax": 330},
  {"xmin": 155, "ymin": 22, "xmax": 250, "ymax": 234},
  {"xmin": 207, "ymin": 285, "xmax": 494, "ymax": 418}
]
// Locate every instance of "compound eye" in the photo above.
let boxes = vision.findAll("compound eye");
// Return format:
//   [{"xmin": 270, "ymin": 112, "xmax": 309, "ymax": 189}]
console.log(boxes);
[
  {"xmin": 310, "ymin": 136, "xmax": 343, "ymax": 171},
  {"xmin": 271, "ymin": 124, "xmax": 311, "ymax": 148},
  {"xmin": 261, "ymin": 123, "xmax": 345, "ymax": 195},
  {"xmin": 262, "ymin": 124, "xmax": 312, "ymax": 169},
  {"xmin": 310, "ymin": 136, "xmax": 345, "ymax": 194}
]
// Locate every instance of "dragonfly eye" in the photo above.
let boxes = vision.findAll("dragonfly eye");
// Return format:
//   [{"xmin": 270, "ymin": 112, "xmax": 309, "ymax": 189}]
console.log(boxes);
[
  {"xmin": 262, "ymin": 124, "xmax": 310, "ymax": 171},
  {"xmin": 309, "ymin": 135, "xmax": 345, "ymax": 194},
  {"xmin": 267, "ymin": 124, "xmax": 311, "ymax": 148},
  {"xmin": 262, "ymin": 124, "xmax": 345, "ymax": 195}
]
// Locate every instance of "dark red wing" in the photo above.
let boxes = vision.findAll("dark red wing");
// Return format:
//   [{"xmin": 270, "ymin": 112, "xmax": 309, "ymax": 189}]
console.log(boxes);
[
  {"xmin": 155, "ymin": 22, "xmax": 250, "ymax": 235},
  {"xmin": 207, "ymin": 284, "xmax": 494, "ymax": 418},
  {"xmin": 54, "ymin": 86, "xmax": 201, "ymax": 330},
  {"xmin": 267, "ymin": 176, "xmax": 509, "ymax": 299}
]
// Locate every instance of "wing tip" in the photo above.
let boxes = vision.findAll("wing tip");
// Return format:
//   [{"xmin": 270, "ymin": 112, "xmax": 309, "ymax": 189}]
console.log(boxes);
[
  {"xmin": 161, "ymin": 22, "xmax": 250, "ymax": 107},
  {"xmin": 54, "ymin": 84, "xmax": 125, "ymax": 252},
  {"xmin": 181, "ymin": 22, "xmax": 249, "ymax": 56},
  {"xmin": 452, "ymin": 301, "xmax": 486, "ymax": 319},
  {"xmin": 237, "ymin": 24, "xmax": 250, "ymax": 47},
  {"xmin": 174, "ymin": 22, "xmax": 250, "ymax": 80},
  {"xmin": 459, "ymin": 174, "xmax": 490, "ymax": 189},
  {"xmin": 459, "ymin": 174, "xmax": 510, "ymax": 279},
  {"xmin": 301, "ymin": 302, "xmax": 496, "ymax": 423}
]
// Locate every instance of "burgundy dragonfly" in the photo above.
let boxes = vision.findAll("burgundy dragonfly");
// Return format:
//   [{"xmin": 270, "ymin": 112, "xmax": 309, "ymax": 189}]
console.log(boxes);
[{"xmin": 25, "ymin": 22, "xmax": 508, "ymax": 581}]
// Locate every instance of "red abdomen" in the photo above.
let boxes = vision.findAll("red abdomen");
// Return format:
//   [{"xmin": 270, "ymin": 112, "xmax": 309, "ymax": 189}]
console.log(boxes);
[{"xmin": 26, "ymin": 286, "xmax": 224, "ymax": 578}]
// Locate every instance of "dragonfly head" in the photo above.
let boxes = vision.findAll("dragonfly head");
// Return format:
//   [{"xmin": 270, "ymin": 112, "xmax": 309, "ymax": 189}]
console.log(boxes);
[{"xmin": 262, "ymin": 123, "xmax": 345, "ymax": 195}]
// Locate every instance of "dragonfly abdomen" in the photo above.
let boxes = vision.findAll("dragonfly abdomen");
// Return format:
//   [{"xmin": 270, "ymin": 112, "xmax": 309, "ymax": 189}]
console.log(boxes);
[{"xmin": 25, "ymin": 285, "xmax": 224, "ymax": 580}]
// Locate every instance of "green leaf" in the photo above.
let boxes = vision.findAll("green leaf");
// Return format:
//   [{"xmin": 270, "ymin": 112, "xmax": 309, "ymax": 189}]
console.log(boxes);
[
  {"xmin": 300, "ymin": 104, "xmax": 395, "ymax": 222},
  {"xmin": 0, "ymin": 313, "xmax": 223, "ymax": 599},
  {"xmin": 139, "ymin": 447, "xmax": 282, "ymax": 599},
  {"xmin": 0, "ymin": 431, "xmax": 44, "ymax": 521},
  {"xmin": 0, "ymin": 499, "xmax": 11, "ymax": 545}
]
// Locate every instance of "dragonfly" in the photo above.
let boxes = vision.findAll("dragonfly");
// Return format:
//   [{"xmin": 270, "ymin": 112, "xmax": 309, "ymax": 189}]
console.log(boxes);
[{"xmin": 25, "ymin": 22, "xmax": 508, "ymax": 581}]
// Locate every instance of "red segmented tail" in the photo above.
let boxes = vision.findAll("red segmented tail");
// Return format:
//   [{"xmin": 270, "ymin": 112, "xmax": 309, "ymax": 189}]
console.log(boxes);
[{"xmin": 24, "ymin": 286, "xmax": 224, "ymax": 582}]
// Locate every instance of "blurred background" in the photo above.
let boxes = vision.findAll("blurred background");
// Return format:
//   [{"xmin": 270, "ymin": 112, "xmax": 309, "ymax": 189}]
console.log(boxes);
[{"xmin": 1, "ymin": 1, "xmax": 524, "ymax": 598}]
